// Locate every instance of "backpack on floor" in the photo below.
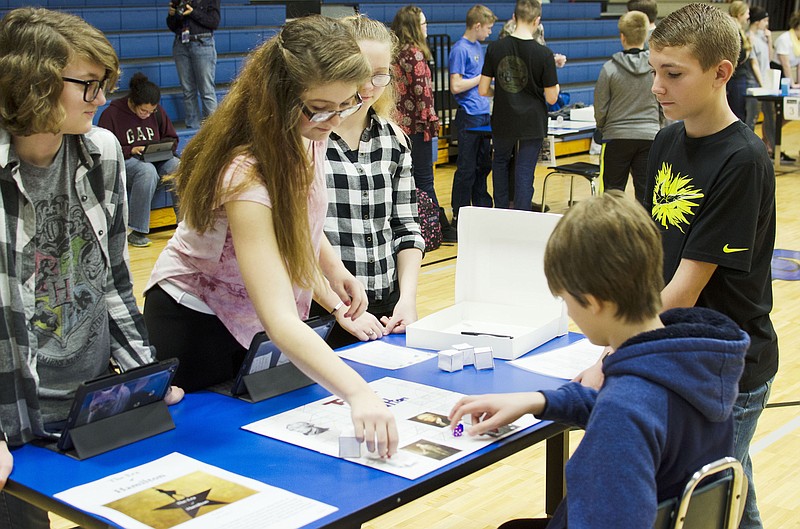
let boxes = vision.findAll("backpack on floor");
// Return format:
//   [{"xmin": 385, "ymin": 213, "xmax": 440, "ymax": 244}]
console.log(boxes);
[{"xmin": 416, "ymin": 188, "xmax": 442, "ymax": 252}]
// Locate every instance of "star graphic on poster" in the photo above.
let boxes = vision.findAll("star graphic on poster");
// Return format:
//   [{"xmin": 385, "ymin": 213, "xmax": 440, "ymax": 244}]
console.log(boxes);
[{"xmin": 153, "ymin": 488, "xmax": 229, "ymax": 518}]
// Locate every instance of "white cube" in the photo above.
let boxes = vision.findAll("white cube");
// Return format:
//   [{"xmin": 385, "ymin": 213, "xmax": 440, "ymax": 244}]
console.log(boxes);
[
  {"xmin": 338, "ymin": 436, "xmax": 362, "ymax": 458},
  {"xmin": 438, "ymin": 349, "xmax": 464, "ymax": 372},
  {"xmin": 474, "ymin": 346, "xmax": 495, "ymax": 370},
  {"xmin": 452, "ymin": 343, "xmax": 475, "ymax": 366}
]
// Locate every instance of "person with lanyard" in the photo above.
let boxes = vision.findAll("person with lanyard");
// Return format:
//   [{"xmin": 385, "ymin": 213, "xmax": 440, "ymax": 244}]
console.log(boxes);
[{"xmin": 166, "ymin": 0, "xmax": 220, "ymax": 129}]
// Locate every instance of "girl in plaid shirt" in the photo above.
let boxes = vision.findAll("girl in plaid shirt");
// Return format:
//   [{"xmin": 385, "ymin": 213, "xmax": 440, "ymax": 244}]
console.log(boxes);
[{"xmin": 319, "ymin": 16, "xmax": 426, "ymax": 349}]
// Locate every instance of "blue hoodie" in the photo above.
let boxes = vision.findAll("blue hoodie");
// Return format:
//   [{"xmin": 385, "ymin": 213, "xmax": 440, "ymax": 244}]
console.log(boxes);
[{"xmin": 539, "ymin": 307, "xmax": 748, "ymax": 528}]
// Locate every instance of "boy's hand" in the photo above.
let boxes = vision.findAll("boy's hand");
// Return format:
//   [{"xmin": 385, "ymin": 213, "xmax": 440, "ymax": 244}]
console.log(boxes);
[
  {"xmin": 449, "ymin": 392, "xmax": 545, "ymax": 437},
  {"xmin": 572, "ymin": 346, "xmax": 611, "ymax": 390},
  {"xmin": 0, "ymin": 441, "xmax": 13, "ymax": 491}
]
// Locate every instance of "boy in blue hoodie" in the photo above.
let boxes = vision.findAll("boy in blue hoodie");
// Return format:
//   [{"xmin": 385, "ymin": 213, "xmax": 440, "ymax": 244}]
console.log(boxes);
[{"xmin": 449, "ymin": 190, "xmax": 748, "ymax": 529}]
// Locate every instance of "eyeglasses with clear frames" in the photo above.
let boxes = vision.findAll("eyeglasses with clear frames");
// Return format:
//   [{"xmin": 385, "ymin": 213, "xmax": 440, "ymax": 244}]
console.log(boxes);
[
  {"xmin": 62, "ymin": 77, "xmax": 109, "ymax": 103},
  {"xmin": 370, "ymin": 73, "xmax": 393, "ymax": 87},
  {"xmin": 302, "ymin": 92, "xmax": 363, "ymax": 123}
]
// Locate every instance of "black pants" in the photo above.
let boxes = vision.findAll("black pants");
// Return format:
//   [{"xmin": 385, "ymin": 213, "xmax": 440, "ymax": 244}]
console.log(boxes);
[
  {"xmin": 143, "ymin": 284, "xmax": 246, "ymax": 392},
  {"xmin": 0, "ymin": 491, "xmax": 49, "ymax": 529},
  {"xmin": 599, "ymin": 139, "xmax": 653, "ymax": 204}
]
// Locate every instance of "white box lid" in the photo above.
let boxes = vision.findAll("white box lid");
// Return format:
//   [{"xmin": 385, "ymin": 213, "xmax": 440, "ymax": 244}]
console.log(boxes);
[{"xmin": 455, "ymin": 207, "xmax": 562, "ymax": 312}]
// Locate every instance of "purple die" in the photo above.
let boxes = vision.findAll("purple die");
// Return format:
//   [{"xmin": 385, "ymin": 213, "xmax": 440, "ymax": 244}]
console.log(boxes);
[{"xmin": 453, "ymin": 423, "xmax": 464, "ymax": 437}]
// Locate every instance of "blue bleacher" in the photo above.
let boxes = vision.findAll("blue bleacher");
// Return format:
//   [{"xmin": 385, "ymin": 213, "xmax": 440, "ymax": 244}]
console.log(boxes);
[{"xmin": 2, "ymin": 0, "xmax": 619, "ymax": 214}]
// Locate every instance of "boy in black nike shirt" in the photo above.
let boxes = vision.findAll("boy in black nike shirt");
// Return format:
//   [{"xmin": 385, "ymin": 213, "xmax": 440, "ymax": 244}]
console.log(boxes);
[{"xmin": 644, "ymin": 5, "xmax": 777, "ymax": 528}]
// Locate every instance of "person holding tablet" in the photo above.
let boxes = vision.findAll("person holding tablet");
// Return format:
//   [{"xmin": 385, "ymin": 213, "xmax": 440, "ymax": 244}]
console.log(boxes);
[
  {"xmin": 0, "ymin": 9, "xmax": 184, "ymax": 527},
  {"xmin": 318, "ymin": 15, "xmax": 425, "ymax": 348},
  {"xmin": 98, "ymin": 73, "xmax": 180, "ymax": 248},
  {"xmin": 143, "ymin": 16, "xmax": 399, "ymax": 458}
]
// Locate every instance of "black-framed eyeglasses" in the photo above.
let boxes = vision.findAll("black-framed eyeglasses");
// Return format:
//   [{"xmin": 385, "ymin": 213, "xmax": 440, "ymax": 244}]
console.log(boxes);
[
  {"xmin": 62, "ymin": 76, "xmax": 109, "ymax": 103},
  {"xmin": 302, "ymin": 92, "xmax": 363, "ymax": 123},
  {"xmin": 370, "ymin": 73, "xmax": 393, "ymax": 88}
]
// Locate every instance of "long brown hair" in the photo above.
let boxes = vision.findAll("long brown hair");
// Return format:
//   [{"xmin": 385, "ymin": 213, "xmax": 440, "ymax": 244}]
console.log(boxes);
[
  {"xmin": 174, "ymin": 15, "xmax": 371, "ymax": 289},
  {"xmin": 391, "ymin": 5, "xmax": 431, "ymax": 60}
]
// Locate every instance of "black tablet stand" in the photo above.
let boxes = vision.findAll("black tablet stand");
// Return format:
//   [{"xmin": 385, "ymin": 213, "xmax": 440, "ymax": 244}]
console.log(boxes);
[
  {"xmin": 240, "ymin": 362, "xmax": 314, "ymax": 403},
  {"xmin": 41, "ymin": 401, "xmax": 175, "ymax": 460}
]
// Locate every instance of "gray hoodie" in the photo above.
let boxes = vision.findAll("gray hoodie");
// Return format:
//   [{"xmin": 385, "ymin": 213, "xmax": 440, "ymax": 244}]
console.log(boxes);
[{"xmin": 593, "ymin": 49, "xmax": 662, "ymax": 141}]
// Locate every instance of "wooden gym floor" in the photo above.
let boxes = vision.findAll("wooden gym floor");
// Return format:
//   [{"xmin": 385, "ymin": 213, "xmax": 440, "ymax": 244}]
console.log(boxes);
[{"xmin": 52, "ymin": 121, "xmax": 800, "ymax": 528}]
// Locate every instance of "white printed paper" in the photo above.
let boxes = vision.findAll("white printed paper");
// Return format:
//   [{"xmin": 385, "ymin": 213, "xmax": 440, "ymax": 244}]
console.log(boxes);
[
  {"xmin": 242, "ymin": 378, "xmax": 538, "ymax": 480},
  {"xmin": 336, "ymin": 340, "xmax": 436, "ymax": 370},
  {"xmin": 54, "ymin": 453, "xmax": 336, "ymax": 529},
  {"xmin": 509, "ymin": 338, "xmax": 604, "ymax": 380}
]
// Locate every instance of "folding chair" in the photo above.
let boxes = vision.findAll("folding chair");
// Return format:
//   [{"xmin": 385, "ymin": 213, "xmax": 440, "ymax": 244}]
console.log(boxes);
[
  {"xmin": 540, "ymin": 162, "xmax": 601, "ymax": 210},
  {"xmin": 654, "ymin": 457, "xmax": 748, "ymax": 529}
]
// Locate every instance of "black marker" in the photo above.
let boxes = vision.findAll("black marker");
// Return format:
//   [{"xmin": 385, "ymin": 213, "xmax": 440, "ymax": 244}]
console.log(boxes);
[{"xmin": 461, "ymin": 331, "xmax": 513, "ymax": 339}]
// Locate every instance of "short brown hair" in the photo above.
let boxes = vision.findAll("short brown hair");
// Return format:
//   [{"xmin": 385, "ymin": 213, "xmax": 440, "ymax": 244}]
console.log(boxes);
[
  {"xmin": 466, "ymin": 4, "xmax": 497, "ymax": 28},
  {"xmin": 619, "ymin": 11, "xmax": 649, "ymax": 47},
  {"xmin": 0, "ymin": 7, "xmax": 119, "ymax": 136},
  {"xmin": 649, "ymin": 3, "xmax": 740, "ymax": 71},
  {"xmin": 514, "ymin": 0, "xmax": 541, "ymax": 25},
  {"xmin": 790, "ymin": 11, "xmax": 800, "ymax": 31},
  {"xmin": 544, "ymin": 191, "xmax": 664, "ymax": 323},
  {"xmin": 627, "ymin": 0, "xmax": 658, "ymax": 24}
]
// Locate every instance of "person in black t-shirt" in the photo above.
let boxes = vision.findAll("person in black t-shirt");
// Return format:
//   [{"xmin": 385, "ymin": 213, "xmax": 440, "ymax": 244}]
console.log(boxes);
[
  {"xmin": 576, "ymin": 6, "xmax": 777, "ymax": 529},
  {"xmin": 479, "ymin": 0, "xmax": 559, "ymax": 211}
]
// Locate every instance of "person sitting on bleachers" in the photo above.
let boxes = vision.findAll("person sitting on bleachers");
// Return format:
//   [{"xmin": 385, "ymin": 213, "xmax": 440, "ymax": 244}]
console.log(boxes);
[{"xmin": 99, "ymin": 73, "xmax": 179, "ymax": 247}]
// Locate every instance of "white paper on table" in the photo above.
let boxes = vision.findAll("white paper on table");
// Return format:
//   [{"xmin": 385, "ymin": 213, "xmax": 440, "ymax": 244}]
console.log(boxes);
[
  {"xmin": 242, "ymin": 377, "xmax": 538, "ymax": 480},
  {"xmin": 336, "ymin": 340, "xmax": 435, "ymax": 369},
  {"xmin": 509, "ymin": 338, "xmax": 604, "ymax": 380},
  {"xmin": 54, "ymin": 452, "xmax": 336, "ymax": 529}
]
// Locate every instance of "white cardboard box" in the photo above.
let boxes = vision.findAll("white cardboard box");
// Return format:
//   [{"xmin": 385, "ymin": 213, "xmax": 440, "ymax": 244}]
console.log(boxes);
[
  {"xmin": 407, "ymin": 207, "xmax": 568, "ymax": 360},
  {"xmin": 569, "ymin": 106, "xmax": 595, "ymax": 122}
]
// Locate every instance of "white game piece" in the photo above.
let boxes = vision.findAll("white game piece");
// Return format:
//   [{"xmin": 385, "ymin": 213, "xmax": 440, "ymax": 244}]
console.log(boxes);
[
  {"xmin": 438, "ymin": 349, "xmax": 464, "ymax": 372},
  {"xmin": 451, "ymin": 343, "xmax": 474, "ymax": 366},
  {"xmin": 338, "ymin": 436, "xmax": 362, "ymax": 458},
  {"xmin": 474, "ymin": 346, "xmax": 495, "ymax": 370}
]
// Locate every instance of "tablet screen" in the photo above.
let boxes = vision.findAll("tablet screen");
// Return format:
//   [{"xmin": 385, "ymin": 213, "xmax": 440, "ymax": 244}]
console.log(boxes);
[{"xmin": 72, "ymin": 369, "xmax": 174, "ymax": 427}]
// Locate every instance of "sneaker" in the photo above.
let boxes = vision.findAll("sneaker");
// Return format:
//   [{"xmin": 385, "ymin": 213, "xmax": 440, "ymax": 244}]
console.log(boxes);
[
  {"xmin": 531, "ymin": 202, "xmax": 551, "ymax": 213},
  {"xmin": 781, "ymin": 152, "xmax": 796, "ymax": 162},
  {"xmin": 127, "ymin": 231, "xmax": 152, "ymax": 247}
]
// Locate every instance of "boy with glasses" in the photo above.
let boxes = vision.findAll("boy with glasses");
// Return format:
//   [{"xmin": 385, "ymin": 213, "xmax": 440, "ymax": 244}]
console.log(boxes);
[{"xmin": 0, "ymin": 9, "xmax": 183, "ymax": 527}]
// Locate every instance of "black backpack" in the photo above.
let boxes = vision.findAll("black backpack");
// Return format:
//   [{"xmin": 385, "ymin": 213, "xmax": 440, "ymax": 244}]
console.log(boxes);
[{"xmin": 415, "ymin": 188, "xmax": 441, "ymax": 252}]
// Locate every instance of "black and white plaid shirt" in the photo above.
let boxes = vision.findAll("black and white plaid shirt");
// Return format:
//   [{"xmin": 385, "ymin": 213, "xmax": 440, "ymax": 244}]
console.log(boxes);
[{"xmin": 324, "ymin": 110, "xmax": 425, "ymax": 305}]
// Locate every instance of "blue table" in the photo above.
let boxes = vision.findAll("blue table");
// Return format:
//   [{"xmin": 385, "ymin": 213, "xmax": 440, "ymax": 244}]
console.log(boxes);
[{"xmin": 5, "ymin": 333, "xmax": 583, "ymax": 529}]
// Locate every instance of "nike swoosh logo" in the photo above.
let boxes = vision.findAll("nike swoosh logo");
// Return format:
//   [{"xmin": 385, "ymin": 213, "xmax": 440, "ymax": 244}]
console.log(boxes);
[{"xmin": 723, "ymin": 244, "xmax": 748, "ymax": 253}]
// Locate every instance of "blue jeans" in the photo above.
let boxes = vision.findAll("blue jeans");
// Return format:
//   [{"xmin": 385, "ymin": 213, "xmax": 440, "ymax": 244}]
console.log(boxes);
[
  {"xmin": 451, "ymin": 109, "xmax": 492, "ymax": 218},
  {"xmin": 492, "ymin": 137, "xmax": 543, "ymax": 211},
  {"xmin": 173, "ymin": 35, "xmax": 218, "ymax": 128},
  {"xmin": 732, "ymin": 378, "xmax": 772, "ymax": 529},
  {"xmin": 125, "ymin": 155, "xmax": 180, "ymax": 233},
  {"xmin": 410, "ymin": 133, "xmax": 437, "ymax": 205},
  {"xmin": 0, "ymin": 491, "xmax": 50, "ymax": 529}
]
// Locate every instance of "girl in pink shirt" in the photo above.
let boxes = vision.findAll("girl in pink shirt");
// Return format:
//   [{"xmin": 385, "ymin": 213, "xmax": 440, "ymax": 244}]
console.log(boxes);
[{"xmin": 144, "ymin": 15, "xmax": 398, "ymax": 458}]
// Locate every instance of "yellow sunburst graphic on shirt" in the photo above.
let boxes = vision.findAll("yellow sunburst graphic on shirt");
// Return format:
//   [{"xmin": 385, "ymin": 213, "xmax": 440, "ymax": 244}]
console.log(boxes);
[{"xmin": 651, "ymin": 162, "xmax": 704, "ymax": 233}]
